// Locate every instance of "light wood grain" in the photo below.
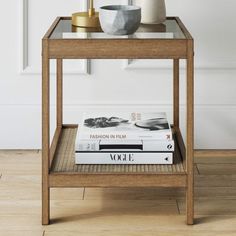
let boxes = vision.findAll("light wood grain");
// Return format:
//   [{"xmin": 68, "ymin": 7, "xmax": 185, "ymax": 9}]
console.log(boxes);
[
  {"xmin": 195, "ymin": 150, "xmax": 236, "ymax": 158},
  {"xmin": 195, "ymin": 187, "xmax": 236, "ymax": 199},
  {"xmin": 84, "ymin": 187, "xmax": 185, "ymax": 200},
  {"xmin": 195, "ymin": 156, "xmax": 236, "ymax": 164},
  {"xmin": 197, "ymin": 163, "xmax": 236, "ymax": 175},
  {"xmin": 51, "ymin": 188, "xmax": 84, "ymax": 200},
  {"xmin": 1, "ymin": 153, "xmax": 236, "ymax": 236},
  {"xmin": 0, "ymin": 186, "xmax": 84, "ymax": 201},
  {"xmin": 0, "ymin": 151, "xmax": 40, "ymax": 175},
  {"xmin": 2, "ymin": 214, "xmax": 236, "ymax": 232},
  {"xmin": 0, "ymin": 199, "xmax": 177, "ymax": 216},
  {"xmin": 0, "ymin": 175, "xmax": 41, "ymax": 186},
  {"xmin": 0, "ymin": 231, "xmax": 43, "ymax": 236},
  {"xmin": 178, "ymin": 199, "xmax": 236, "ymax": 215},
  {"xmin": 195, "ymin": 175, "xmax": 235, "ymax": 187},
  {"xmin": 84, "ymin": 186, "xmax": 236, "ymax": 200},
  {"xmin": 0, "ymin": 200, "xmax": 41, "ymax": 216},
  {"xmin": 0, "ymin": 186, "xmax": 41, "ymax": 200},
  {"xmin": 0, "ymin": 164, "xmax": 40, "ymax": 175},
  {"xmin": 0, "ymin": 150, "xmax": 39, "ymax": 159},
  {"xmin": 50, "ymin": 199, "xmax": 178, "ymax": 216},
  {"xmin": 44, "ymin": 231, "xmax": 236, "ymax": 236},
  {"xmin": 0, "ymin": 178, "xmax": 83, "ymax": 202}
]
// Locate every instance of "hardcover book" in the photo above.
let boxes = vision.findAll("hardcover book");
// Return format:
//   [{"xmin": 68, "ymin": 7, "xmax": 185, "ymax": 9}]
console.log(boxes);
[
  {"xmin": 75, "ymin": 151, "xmax": 173, "ymax": 164},
  {"xmin": 76, "ymin": 139, "xmax": 175, "ymax": 152},
  {"xmin": 78, "ymin": 112, "xmax": 172, "ymax": 141}
]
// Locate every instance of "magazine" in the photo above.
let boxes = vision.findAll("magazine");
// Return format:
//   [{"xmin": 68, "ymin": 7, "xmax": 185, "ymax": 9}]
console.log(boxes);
[{"xmin": 75, "ymin": 151, "xmax": 173, "ymax": 164}]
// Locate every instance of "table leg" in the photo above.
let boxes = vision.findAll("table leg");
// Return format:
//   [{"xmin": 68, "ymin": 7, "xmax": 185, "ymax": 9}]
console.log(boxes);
[
  {"xmin": 173, "ymin": 59, "xmax": 180, "ymax": 129},
  {"xmin": 186, "ymin": 40, "xmax": 194, "ymax": 225},
  {"xmin": 42, "ymin": 39, "xmax": 50, "ymax": 225},
  {"xmin": 57, "ymin": 59, "xmax": 63, "ymax": 128}
]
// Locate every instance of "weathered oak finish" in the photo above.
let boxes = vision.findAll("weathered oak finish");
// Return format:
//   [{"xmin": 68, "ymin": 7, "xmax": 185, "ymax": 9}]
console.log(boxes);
[
  {"xmin": 186, "ymin": 40, "xmax": 194, "ymax": 225},
  {"xmin": 56, "ymin": 59, "xmax": 63, "ymax": 128},
  {"xmin": 42, "ymin": 17, "xmax": 194, "ymax": 225},
  {"xmin": 173, "ymin": 59, "xmax": 180, "ymax": 128},
  {"xmin": 42, "ymin": 39, "xmax": 50, "ymax": 225},
  {"xmin": 49, "ymin": 39, "xmax": 187, "ymax": 59}
]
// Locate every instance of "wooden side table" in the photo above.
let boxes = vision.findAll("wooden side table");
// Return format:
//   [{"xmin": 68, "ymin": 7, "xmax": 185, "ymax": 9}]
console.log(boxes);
[{"xmin": 42, "ymin": 17, "xmax": 194, "ymax": 225}]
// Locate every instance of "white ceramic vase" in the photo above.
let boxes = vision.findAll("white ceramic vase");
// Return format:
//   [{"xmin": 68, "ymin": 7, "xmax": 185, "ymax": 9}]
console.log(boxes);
[{"xmin": 135, "ymin": 0, "xmax": 166, "ymax": 24}]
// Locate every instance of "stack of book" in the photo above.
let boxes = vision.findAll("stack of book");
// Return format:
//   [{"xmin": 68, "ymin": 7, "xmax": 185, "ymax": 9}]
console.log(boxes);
[{"xmin": 75, "ymin": 112, "xmax": 174, "ymax": 164}]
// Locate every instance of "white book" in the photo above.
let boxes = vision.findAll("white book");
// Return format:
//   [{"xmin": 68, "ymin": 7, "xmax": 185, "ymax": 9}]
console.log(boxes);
[
  {"xmin": 75, "ymin": 152, "xmax": 173, "ymax": 165},
  {"xmin": 76, "ymin": 139, "xmax": 175, "ymax": 152},
  {"xmin": 78, "ymin": 112, "xmax": 172, "ymax": 141}
]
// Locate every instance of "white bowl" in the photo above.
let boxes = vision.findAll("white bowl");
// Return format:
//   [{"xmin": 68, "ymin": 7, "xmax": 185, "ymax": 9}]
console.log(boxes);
[{"xmin": 99, "ymin": 5, "xmax": 141, "ymax": 35}]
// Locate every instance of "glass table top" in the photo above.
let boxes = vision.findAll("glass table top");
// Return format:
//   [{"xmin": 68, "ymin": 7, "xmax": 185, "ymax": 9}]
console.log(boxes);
[{"xmin": 50, "ymin": 19, "xmax": 186, "ymax": 39}]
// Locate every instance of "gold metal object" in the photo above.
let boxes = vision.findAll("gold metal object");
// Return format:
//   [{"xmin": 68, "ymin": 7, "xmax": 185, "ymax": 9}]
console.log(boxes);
[
  {"xmin": 72, "ymin": 25, "xmax": 102, "ymax": 33},
  {"xmin": 72, "ymin": 0, "xmax": 100, "ymax": 28}
]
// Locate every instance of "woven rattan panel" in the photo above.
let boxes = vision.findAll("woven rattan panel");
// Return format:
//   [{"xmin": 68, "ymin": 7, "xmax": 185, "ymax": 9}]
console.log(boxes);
[{"xmin": 51, "ymin": 127, "xmax": 185, "ymax": 174}]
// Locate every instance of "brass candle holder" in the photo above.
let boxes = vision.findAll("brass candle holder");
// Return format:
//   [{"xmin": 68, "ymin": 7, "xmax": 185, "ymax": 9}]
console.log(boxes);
[{"xmin": 72, "ymin": 0, "xmax": 100, "ymax": 28}]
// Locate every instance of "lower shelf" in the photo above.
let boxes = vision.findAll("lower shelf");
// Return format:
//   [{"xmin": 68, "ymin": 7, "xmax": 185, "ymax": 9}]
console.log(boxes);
[{"xmin": 49, "ymin": 125, "xmax": 187, "ymax": 187}]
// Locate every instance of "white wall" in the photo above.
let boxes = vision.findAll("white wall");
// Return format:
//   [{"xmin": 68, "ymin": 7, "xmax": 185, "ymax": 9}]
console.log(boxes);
[{"xmin": 0, "ymin": 0, "xmax": 236, "ymax": 149}]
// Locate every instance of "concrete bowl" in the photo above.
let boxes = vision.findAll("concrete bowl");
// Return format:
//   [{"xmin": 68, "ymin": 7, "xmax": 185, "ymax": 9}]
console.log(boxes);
[{"xmin": 99, "ymin": 5, "xmax": 141, "ymax": 35}]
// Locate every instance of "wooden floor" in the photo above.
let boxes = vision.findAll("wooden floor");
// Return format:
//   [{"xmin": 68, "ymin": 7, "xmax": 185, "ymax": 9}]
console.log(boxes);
[{"xmin": 1, "ymin": 151, "xmax": 236, "ymax": 235}]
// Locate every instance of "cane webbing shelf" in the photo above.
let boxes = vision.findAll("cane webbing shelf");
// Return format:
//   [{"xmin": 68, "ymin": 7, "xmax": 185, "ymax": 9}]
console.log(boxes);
[{"xmin": 51, "ymin": 126, "xmax": 185, "ymax": 174}]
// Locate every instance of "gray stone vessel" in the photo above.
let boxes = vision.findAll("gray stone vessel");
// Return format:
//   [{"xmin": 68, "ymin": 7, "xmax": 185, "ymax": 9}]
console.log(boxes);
[{"xmin": 99, "ymin": 5, "xmax": 141, "ymax": 35}]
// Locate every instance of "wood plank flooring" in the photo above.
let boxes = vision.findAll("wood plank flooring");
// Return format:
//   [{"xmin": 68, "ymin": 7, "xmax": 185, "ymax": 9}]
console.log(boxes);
[{"xmin": 1, "ymin": 150, "xmax": 236, "ymax": 235}]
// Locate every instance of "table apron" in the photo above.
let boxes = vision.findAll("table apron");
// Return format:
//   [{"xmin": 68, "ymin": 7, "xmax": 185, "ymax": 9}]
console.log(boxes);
[
  {"xmin": 48, "ymin": 39, "xmax": 188, "ymax": 59},
  {"xmin": 49, "ymin": 173, "xmax": 187, "ymax": 188}
]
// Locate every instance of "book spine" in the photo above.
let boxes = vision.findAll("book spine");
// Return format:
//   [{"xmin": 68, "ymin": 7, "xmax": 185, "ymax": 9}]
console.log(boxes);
[
  {"xmin": 143, "ymin": 140, "xmax": 174, "ymax": 151},
  {"xmin": 78, "ymin": 132, "xmax": 172, "ymax": 141},
  {"xmin": 76, "ymin": 140, "xmax": 175, "ymax": 152},
  {"xmin": 77, "ymin": 141, "xmax": 100, "ymax": 151},
  {"xmin": 75, "ymin": 152, "xmax": 173, "ymax": 164}
]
